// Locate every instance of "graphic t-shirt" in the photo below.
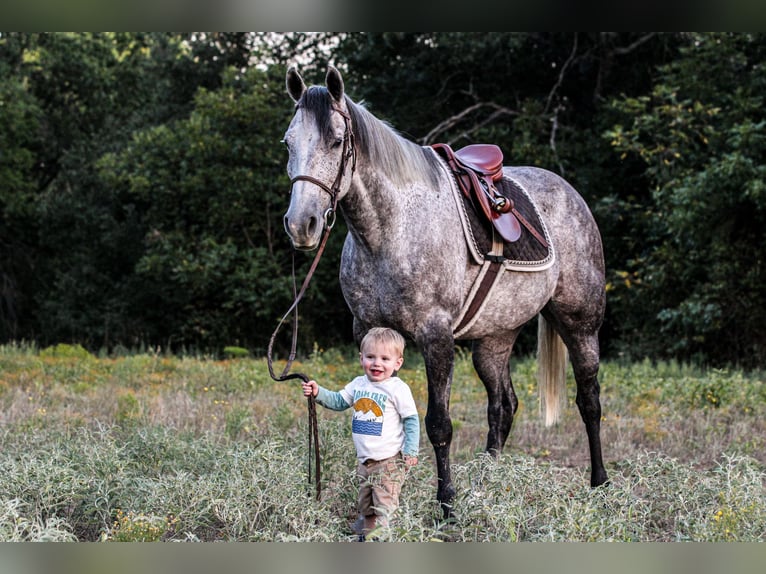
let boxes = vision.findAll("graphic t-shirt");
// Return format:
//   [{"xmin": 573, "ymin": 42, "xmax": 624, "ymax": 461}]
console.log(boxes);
[{"xmin": 317, "ymin": 375, "xmax": 418, "ymax": 463}]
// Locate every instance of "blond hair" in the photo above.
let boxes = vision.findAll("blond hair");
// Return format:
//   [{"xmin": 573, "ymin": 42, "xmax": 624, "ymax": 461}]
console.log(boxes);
[{"xmin": 360, "ymin": 327, "xmax": 406, "ymax": 358}]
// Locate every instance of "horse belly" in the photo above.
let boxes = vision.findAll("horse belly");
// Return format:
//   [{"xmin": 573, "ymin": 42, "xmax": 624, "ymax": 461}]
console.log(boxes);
[{"xmin": 454, "ymin": 262, "xmax": 558, "ymax": 340}]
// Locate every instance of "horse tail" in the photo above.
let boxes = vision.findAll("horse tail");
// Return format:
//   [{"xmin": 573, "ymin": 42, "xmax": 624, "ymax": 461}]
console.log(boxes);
[{"xmin": 537, "ymin": 315, "xmax": 568, "ymax": 426}]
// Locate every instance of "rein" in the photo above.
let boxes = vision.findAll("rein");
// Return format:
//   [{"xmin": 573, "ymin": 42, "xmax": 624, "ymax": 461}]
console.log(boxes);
[
  {"xmin": 266, "ymin": 103, "xmax": 355, "ymax": 501},
  {"xmin": 266, "ymin": 233, "xmax": 330, "ymax": 501}
]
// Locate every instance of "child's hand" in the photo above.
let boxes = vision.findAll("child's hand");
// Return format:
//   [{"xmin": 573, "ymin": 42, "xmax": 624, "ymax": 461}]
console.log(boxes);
[
  {"xmin": 302, "ymin": 380, "xmax": 318, "ymax": 398},
  {"xmin": 404, "ymin": 455, "xmax": 418, "ymax": 467}
]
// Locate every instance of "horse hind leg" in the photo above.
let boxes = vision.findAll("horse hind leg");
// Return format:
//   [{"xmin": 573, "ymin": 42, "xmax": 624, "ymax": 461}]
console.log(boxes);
[
  {"xmin": 540, "ymin": 310, "xmax": 608, "ymax": 487},
  {"xmin": 472, "ymin": 335, "xmax": 519, "ymax": 455},
  {"xmin": 571, "ymin": 334, "xmax": 608, "ymax": 487}
]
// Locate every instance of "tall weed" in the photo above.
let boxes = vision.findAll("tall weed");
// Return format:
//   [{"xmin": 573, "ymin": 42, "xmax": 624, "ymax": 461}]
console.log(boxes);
[{"xmin": 0, "ymin": 345, "xmax": 763, "ymax": 541}]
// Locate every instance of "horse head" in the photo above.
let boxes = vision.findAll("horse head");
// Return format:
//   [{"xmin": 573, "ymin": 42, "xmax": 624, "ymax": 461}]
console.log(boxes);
[{"xmin": 282, "ymin": 66, "xmax": 356, "ymax": 251}]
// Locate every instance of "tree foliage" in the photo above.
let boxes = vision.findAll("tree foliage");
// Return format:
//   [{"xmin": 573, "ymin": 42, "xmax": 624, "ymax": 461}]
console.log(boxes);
[
  {"xmin": 606, "ymin": 33, "xmax": 766, "ymax": 365},
  {"xmin": 0, "ymin": 32, "xmax": 764, "ymax": 366},
  {"xmin": 99, "ymin": 66, "xmax": 311, "ymax": 351}
]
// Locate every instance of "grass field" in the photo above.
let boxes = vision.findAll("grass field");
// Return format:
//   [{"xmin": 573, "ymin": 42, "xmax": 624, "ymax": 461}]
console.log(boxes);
[{"xmin": 0, "ymin": 342, "xmax": 764, "ymax": 541}]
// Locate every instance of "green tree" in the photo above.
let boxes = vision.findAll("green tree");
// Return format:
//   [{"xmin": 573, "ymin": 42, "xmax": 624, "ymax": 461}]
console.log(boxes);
[
  {"xmin": 5, "ymin": 32, "xmax": 763, "ymax": 366},
  {"xmin": 0, "ymin": 46, "xmax": 44, "ymax": 338},
  {"xmin": 606, "ymin": 32, "xmax": 766, "ymax": 366},
  {"xmin": 99, "ymin": 65, "xmax": 350, "ymax": 353},
  {"xmin": 0, "ymin": 33, "xmax": 256, "ymax": 348}
]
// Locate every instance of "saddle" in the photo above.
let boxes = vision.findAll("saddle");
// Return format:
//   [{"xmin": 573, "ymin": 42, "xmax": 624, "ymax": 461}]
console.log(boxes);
[
  {"xmin": 432, "ymin": 143, "xmax": 521, "ymax": 243},
  {"xmin": 433, "ymin": 143, "xmax": 552, "ymax": 337}
]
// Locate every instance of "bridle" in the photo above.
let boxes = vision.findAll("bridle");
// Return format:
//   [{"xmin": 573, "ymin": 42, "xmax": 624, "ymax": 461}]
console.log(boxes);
[
  {"xmin": 266, "ymin": 102, "xmax": 356, "ymax": 500},
  {"xmin": 288, "ymin": 104, "xmax": 356, "ymax": 232}
]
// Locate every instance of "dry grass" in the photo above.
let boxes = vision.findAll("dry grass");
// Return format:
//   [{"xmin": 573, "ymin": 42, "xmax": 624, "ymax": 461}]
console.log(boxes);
[{"xmin": 0, "ymin": 343, "xmax": 764, "ymax": 541}]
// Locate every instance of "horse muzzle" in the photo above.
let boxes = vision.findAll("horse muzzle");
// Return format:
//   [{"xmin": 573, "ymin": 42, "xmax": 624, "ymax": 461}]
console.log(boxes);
[{"xmin": 283, "ymin": 212, "xmax": 322, "ymax": 251}]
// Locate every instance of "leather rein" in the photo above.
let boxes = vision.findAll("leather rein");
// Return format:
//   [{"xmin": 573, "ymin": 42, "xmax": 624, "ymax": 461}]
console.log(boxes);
[{"xmin": 266, "ymin": 104, "xmax": 355, "ymax": 500}]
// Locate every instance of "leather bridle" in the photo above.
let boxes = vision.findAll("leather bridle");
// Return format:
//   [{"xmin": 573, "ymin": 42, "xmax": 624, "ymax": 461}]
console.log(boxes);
[
  {"xmin": 267, "ymin": 103, "xmax": 356, "ymax": 501},
  {"xmin": 288, "ymin": 104, "xmax": 356, "ymax": 232}
]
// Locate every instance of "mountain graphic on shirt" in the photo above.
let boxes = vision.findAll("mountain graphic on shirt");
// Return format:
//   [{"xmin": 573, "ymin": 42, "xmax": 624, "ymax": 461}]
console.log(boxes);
[
  {"xmin": 352, "ymin": 396, "xmax": 384, "ymax": 436},
  {"xmin": 353, "ymin": 397, "xmax": 383, "ymax": 418}
]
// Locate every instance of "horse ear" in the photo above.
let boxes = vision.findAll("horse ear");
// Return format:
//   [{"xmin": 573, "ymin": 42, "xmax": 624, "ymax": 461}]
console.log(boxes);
[
  {"xmin": 326, "ymin": 65, "xmax": 344, "ymax": 103},
  {"xmin": 286, "ymin": 66, "xmax": 307, "ymax": 102}
]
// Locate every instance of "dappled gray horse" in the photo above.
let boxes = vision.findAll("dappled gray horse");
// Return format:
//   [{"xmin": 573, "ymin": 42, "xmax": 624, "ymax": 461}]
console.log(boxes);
[{"xmin": 282, "ymin": 66, "xmax": 607, "ymax": 513}]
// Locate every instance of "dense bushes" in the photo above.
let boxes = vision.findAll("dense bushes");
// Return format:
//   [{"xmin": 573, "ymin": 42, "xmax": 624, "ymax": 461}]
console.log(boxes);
[{"xmin": 1, "ymin": 33, "xmax": 765, "ymax": 366}]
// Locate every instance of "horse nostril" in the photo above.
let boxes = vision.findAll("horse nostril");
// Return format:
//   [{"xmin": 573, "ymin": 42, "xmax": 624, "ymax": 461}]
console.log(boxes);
[
  {"xmin": 307, "ymin": 216, "xmax": 318, "ymax": 237},
  {"xmin": 283, "ymin": 214, "xmax": 319, "ymax": 243}
]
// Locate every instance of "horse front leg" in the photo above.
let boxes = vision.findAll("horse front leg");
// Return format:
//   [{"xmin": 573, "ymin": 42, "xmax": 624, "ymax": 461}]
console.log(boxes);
[{"xmin": 419, "ymin": 319, "xmax": 456, "ymax": 517}]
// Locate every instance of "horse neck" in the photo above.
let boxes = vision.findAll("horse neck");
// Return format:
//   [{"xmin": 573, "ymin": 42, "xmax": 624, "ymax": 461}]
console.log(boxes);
[{"xmin": 342, "ymin": 156, "xmax": 444, "ymax": 253}]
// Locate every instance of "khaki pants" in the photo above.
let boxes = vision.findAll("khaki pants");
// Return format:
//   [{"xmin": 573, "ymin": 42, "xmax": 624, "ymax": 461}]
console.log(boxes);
[{"xmin": 356, "ymin": 454, "xmax": 405, "ymax": 521}]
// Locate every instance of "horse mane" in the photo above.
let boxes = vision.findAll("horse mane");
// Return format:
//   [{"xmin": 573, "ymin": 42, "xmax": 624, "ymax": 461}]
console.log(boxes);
[{"xmin": 298, "ymin": 86, "xmax": 441, "ymax": 189}]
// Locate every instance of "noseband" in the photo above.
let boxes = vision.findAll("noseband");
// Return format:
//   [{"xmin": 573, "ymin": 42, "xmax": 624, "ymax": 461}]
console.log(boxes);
[{"xmin": 289, "ymin": 104, "xmax": 356, "ymax": 229}]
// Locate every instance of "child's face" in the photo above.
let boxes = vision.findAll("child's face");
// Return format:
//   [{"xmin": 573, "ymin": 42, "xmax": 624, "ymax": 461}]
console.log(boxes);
[{"xmin": 359, "ymin": 342, "xmax": 403, "ymax": 382}]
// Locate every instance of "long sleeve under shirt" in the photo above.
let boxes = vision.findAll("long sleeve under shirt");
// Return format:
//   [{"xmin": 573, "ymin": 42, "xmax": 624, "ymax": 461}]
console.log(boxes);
[{"xmin": 315, "ymin": 375, "xmax": 419, "ymax": 463}]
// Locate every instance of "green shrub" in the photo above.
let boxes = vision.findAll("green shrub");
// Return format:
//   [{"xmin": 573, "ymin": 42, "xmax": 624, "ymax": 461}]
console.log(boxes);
[
  {"xmin": 39, "ymin": 343, "xmax": 94, "ymax": 360},
  {"xmin": 223, "ymin": 346, "xmax": 250, "ymax": 359}
]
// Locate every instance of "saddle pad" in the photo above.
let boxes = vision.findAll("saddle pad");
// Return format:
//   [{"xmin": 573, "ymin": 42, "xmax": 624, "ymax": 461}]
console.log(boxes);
[{"xmin": 462, "ymin": 176, "xmax": 554, "ymax": 270}]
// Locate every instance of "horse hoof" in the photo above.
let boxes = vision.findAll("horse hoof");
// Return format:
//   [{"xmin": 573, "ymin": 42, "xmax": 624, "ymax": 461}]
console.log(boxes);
[
  {"xmin": 438, "ymin": 484, "xmax": 456, "ymax": 518},
  {"xmin": 591, "ymin": 470, "xmax": 609, "ymax": 488}
]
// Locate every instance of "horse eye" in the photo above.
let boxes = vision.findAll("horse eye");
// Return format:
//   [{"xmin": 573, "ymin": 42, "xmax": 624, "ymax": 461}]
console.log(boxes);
[
  {"xmin": 280, "ymin": 138, "xmax": 291, "ymax": 150},
  {"xmin": 332, "ymin": 137, "xmax": 343, "ymax": 148}
]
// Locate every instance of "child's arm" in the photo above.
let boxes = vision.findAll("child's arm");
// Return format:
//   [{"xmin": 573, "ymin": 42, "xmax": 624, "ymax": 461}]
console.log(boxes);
[
  {"xmin": 402, "ymin": 414, "xmax": 419, "ymax": 466},
  {"xmin": 301, "ymin": 380, "xmax": 350, "ymax": 411}
]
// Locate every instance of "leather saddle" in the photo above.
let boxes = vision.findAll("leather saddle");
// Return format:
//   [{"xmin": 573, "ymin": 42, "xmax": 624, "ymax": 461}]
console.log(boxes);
[{"xmin": 432, "ymin": 143, "xmax": 521, "ymax": 243}]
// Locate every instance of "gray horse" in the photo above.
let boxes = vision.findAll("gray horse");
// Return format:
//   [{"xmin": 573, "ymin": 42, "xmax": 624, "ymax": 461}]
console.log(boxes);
[{"xmin": 282, "ymin": 66, "xmax": 607, "ymax": 514}]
